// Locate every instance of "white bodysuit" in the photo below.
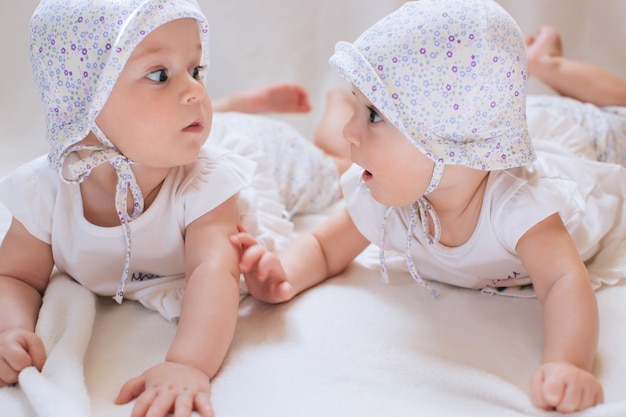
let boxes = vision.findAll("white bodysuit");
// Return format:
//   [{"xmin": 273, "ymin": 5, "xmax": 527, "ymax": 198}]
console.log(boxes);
[
  {"xmin": 0, "ymin": 113, "xmax": 340, "ymax": 320},
  {"xmin": 343, "ymin": 97, "xmax": 626, "ymax": 296}
]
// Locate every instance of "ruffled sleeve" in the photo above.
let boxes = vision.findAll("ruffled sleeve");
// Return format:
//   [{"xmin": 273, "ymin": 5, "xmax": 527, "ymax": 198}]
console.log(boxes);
[
  {"xmin": 178, "ymin": 146, "xmax": 256, "ymax": 227},
  {"xmin": 0, "ymin": 155, "xmax": 57, "ymax": 244}
]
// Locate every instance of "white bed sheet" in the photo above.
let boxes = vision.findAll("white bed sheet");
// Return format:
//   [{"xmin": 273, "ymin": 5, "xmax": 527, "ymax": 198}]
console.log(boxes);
[{"xmin": 2, "ymin": 1, "xmax": 626, "ymax": 416}]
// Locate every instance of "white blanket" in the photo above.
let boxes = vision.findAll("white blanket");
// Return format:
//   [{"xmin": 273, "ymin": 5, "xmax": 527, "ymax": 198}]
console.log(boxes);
[
  {"xmin": 0, "ymin": 272, "xmax": 94, "ymax": 417},
  {"xmin": 2, "ymin": 204, "xmax": 626, "ymax": 416},
  {"xmin": 2, "ymin": 1, "xmax": 626, "ymax": 416}
]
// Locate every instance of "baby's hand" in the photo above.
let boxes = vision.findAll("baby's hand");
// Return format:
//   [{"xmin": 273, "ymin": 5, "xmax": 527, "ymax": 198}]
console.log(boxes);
[
  {"xmin": 0, "ymin": 328, "xmax": 47, "ymax": 386},
  {"xmin": 230, "ymin": 231, "xmax": 294, "ymax": 303},
  {"xmin": 530, "ymin": 360, "xmax": 603, "ymax": 413},
  {"xmin": 115, "ymin": 361, "xmax": 213, "ymax": 417}
]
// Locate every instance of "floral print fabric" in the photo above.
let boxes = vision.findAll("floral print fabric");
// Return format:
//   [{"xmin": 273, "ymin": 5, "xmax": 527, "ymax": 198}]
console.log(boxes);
[
  {"xmin": 329, "ymin": 0, "xmax": 535, "ymax": 172},
  {"xmin": 30, "ymin": 0, "xmax": 210, "ymax": 168}
]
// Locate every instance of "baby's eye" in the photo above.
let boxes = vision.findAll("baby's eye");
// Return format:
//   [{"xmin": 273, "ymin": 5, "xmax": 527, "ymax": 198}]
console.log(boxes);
[
  {"xmin": 368, "ymin": 107, "xmax": 382, "ymax": 123},
  {"xmin": 146, "ymin": 69, "xmax": 168, "ymax": 83},
  {"xmin": 190, "ymin": 65, "xmax": 207, "ymax": 80}
]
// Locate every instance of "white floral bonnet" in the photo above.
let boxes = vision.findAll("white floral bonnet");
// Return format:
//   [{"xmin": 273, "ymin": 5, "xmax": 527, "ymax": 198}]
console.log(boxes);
[
  {"xmin": 329, "ymin": 0, "xmax": 535, "ymax": 193},
  {"xmin": 30, "ymin": 0, "xmax": 210, "ymax": 171}
]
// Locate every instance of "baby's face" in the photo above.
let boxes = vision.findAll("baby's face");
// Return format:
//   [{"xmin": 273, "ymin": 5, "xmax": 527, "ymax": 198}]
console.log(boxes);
[
  {"xmin": 95, "ymin": 18, "xmax": 212, "ymax": 169},
  {"xmin": 342, "ymin": 86, "xmax": 435, "ymax": 207}
]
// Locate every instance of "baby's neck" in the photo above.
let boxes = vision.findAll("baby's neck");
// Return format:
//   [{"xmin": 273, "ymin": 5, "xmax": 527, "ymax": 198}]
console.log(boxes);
[
  {"xmin": 79, "ymin": 162, "xmax": 170, "ymax": 227},
  {"xmin": 425, "ymin": 168, "xmax": 490, "ymax": 247},
  {"xmin": 73, "ymin": 133, "xmax": 171, "ymax": 226}
]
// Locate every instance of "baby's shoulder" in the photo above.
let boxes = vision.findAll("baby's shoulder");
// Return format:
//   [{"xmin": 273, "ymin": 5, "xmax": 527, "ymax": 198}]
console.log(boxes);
[
  {"xmin": 0, "ymin": 155, "xmax": 59, "ymax": 199},
  {"xmin": 486, "ymin": 165, "xmax": 580, "ymax": 236},
  {"xmin": 2, "ymin": 154, "xmax": 53, "ymax": 177},
  {"xmin": 486, "ymin": 165, "xmax": 555, "ymax": 203},
  {"xmin": 0, "ymin": 155, "xmax": 60, "ymax": 243},
  {"xmin": 170, "ymin": 146, "xmax": 257, "ymax": 226}
]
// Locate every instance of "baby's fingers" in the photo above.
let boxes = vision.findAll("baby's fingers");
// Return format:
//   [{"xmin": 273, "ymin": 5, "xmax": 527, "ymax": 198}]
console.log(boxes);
[
  {"xmin": 577, "ymin": 385, "xmax": 603, "ymax": 413},
  {"xmin": 0, "ymin": 331, "xmax": 47, "ymax": 385},
  {"xmin": 0, "ymin": 358, "xmax": 19, "ymax": 386},
  {"xmin": 238, "ymin": 244, "xmax": 269, "ymax": 275},
  {"xmin": 192, "ymin": 392, "xmax": 215, "ymax": 417},
  {"xmin": 21, "ymin": 333, "xmax": 47, "ymax": 372},
  {"xmin": 530, "ymin": 367, "xmax": 563, "ymax": 410},
  {"xmin": 141, "ymin": 390, "xmax": 175, "ymax": 417},
  {"xmin": 230, "ymin": 232, "xmax": 257, "ymax": 251},
  {"xmin": 115, "ymin": 375, "xmax": 146, "ymax": 405},
  {"xmin": 273, "ymin": 281, "xmax": 295, "ymax": 302},
  {"xmin": 172, "ymin": 392, "xmax": 214, "ymax": 417},
  {"xmin": 530, "ymin": 363, "xmax": 603, "ymax": 413},
  {"xmin": 555, "ymin": 375, "xmax": 603, "ymax": 412}
]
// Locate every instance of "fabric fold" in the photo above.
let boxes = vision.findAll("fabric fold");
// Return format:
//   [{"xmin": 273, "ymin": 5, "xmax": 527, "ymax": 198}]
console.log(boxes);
[{"xmin": 0, "ymin": 273, "xmax": 96, "ymax": 417}]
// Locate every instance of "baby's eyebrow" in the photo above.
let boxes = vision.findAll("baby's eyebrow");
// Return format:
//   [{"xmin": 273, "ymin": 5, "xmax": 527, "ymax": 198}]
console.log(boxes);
[{"xmin": 126, "ymin": 48, "xmax": 164, "ymax": 66}]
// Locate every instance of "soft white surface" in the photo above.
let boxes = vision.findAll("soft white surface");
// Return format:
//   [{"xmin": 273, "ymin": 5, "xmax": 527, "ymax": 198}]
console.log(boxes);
[{"xmin": 2, "ymin": 1, "xmax": 626, "ymax": 416}]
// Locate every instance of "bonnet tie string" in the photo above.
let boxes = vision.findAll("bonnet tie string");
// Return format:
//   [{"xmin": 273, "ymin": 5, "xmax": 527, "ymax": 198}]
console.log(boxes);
[
  {"xmin": 379, "ymin": 200, "xmax": 439, "ymax": 298},
  {"xmin": 378, "ymin": 161, "xmax": 443, "ymax": 297},
  {"xmin": 59, "ymin": 144, "xmax": 144, "ymax": 303},
  {"xmin": 417, "ymin": 196, "xmax": 441, "ymax": 245}
]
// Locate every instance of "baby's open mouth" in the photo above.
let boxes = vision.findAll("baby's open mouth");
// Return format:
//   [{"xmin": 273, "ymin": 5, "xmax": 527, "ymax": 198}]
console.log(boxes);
[{"xmin": 183, "ymin": 121, "xmax": 202, "ymax": 132}]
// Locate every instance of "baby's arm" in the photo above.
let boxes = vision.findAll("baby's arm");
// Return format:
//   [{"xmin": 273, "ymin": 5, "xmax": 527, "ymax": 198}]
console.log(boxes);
[
  {"xmin": 231, "ymin": 207, "xmax": 370, "ymax": 303},
  {"xmin": 0, "ymin": 218, "xmax": 53, "ymax": 386},
  {"xmin": 516, "ymin": 213, "xmax": 603, "ymax": 413},
  {"xmin": 115, "ymin": 195, "xmax": 243, "ymax": 417}
]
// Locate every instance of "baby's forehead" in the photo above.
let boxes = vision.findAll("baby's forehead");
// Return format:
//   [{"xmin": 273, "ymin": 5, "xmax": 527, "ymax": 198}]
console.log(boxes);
[{"xmin": 129, "ymin": 18, "xmax": 204, "ymax": 55}]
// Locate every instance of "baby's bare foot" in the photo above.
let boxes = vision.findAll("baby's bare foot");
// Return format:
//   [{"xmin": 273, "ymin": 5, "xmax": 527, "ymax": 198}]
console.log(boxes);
[
  {"xmin": 242, "ymin": 83, "xmax": 311, "ymax": 113},
  {"xmin": 526, "ymin": 25, "xmax": 563, "ymax": 75}
]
